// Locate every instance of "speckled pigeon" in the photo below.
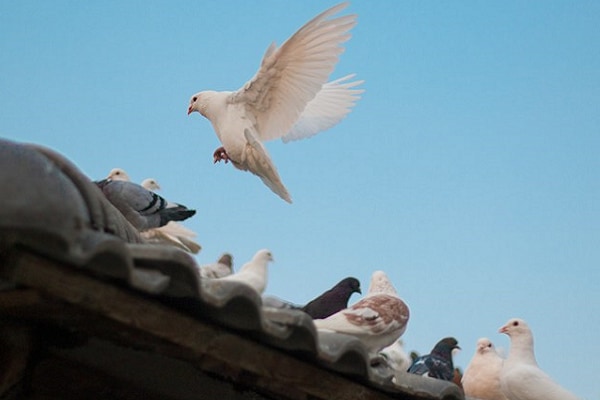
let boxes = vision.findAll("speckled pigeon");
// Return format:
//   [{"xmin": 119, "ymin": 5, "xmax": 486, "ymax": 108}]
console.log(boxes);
[{"xmin": 407, "ymin": 337, "xmax": 460, "ymax": 381}]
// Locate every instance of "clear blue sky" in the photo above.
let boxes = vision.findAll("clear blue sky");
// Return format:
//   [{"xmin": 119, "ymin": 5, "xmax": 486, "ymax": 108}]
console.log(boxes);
[{"xmin": 1, "ymin": 1, "xmax": 599, "ymax": 398}]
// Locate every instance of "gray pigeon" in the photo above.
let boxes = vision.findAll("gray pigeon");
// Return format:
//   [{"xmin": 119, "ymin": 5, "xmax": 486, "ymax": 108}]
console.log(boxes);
[
  {"xmin": 407, "ymin": 337, "xmax": 460, "ymax": 381},
  {"xmin": 95, "ymin": 179, "xmax": 196, "ymax": 232},
  {"xmin": 302, "ymin": 277, "xmax": 361, "ymax": 319}
]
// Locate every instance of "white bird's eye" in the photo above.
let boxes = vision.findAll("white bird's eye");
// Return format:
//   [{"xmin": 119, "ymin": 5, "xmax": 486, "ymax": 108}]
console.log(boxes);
[
  {"xmin": 193, "ymin": 96, "xmax": 197, "ymax": 102},
  {"xmin": 513, "ymin": 321, "xmax": 519, "ymax": 326}
]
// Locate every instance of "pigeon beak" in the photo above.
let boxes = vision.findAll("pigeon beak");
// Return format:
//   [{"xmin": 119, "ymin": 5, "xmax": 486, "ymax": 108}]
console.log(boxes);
[
  {"xmin": 187, "ymin": 105, "xmax": 193, "ymax": 115},
  {"xmin": 498, "ymin": 325, "xmax": 508, "ymax": 334}
]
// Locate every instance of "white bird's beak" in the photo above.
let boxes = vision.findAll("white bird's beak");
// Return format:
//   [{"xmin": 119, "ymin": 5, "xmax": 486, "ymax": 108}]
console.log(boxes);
[
  {"xmin": 498, "ymin": 325, "xmax": 508, "ymax": 334},
  {"xmin": 187, "ymin": 105, "xmax": 193, "ymax": 115}
]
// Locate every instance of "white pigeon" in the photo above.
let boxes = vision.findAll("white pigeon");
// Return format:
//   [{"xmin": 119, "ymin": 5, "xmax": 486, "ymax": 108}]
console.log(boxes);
[
  {"xmin": 379, "ymin": 338, "xmax": 412, "ymax": 374},
  {"xmin": 107, "ymin": 168, "xmax": 159, "ymax": 191},
  {"xmin": 107, "ymin": 167, "xmax": 131, "ymax": 182},
  {"xmin": 462, "ymin": 338, "xmax": 508, "ymax": 400},
  {"xmin": 199, "ymin": 253, "xmax": 233, "ymax": 279},
  {"xmin": 216, "ymin": 249, "xmax": 273, "ymax": 294},
  {"xmin": 498, "ymin": 318, "xmax": 580, "ymax": 400},
  {"xmin": 104, "ymin": 168, "xmax": 202, "ymax": 253},
  {"xmin": 141, "ymin": 178, "xmax": 161, "ymax": 191},
  {"xmin": 187, "ymin": 2, "xmax": 364, "ymax": 203},
  {"xmin": 313, "ymin": 270, "xmax": 410, "ymax": 354}
]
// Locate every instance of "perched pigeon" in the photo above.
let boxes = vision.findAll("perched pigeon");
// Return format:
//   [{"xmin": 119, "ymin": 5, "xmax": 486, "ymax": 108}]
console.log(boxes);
[
  {"xmin": 313, "ymin": 271, "xmax": 410, "ymax": 354},
  {"xmin": 106, "ymin": 167, "xmax": 131, "ymax": 182},
  {"xmin": 106, "ymin": 168, "xmax": 160, "ymax": 191},
  {"xmin": 187, "ymin": 2, "xmax": 364, "ymax": 203},
  {"xmin": 199, "ymin": 253, "xmax": 234, "ymax": 279},
  {"xmin": 141, "ymin": 178, "xmax": 161, "ymax": 191},
  {"xmin": 216, "ymin": 249, "xmax": 273, "ymax": 294},
  {"xmin": 95, "ymin": 179, "xmax": 195, "ymax": 232},
  {"xmin": 462, "ymin": 338, "xmax": 508, "ymax": 400},
  {"xmin": 104, "ymin": 169, "xmax": 201, "ymax": 253},
  {"xmin": 498, "ymin": 318, "xmax": 579, "ymax": 400},
  {"xmin": 407, "ymin": 337, "xmax": 460, "ymax": 381},
  {"xmin": 379, "ymin": 339, "xmax": 412, "ymax": 374},
  {"xmin": 141, "ymin": 221, "xmax": 202, "ymax": 254},
  {"xmin": 302, "ymin": 277, "xmax": 361, "ymax": 319}
]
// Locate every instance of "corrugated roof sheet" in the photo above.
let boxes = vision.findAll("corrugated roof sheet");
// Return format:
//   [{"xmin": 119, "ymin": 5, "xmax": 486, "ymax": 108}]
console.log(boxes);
[{"xmin": 0, "ymin": 138, "xmax": 466, "ymax": 400}]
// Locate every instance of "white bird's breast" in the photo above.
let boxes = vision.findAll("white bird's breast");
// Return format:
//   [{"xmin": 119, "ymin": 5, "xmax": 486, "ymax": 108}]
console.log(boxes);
[{"xmin": 210, "ymin": 101, "xmax": 256, "ymax": 161}]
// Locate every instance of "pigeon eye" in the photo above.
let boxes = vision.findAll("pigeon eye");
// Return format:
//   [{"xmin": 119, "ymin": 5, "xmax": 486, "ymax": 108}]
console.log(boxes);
[
  {"xmin": 512, "ymin": 321, "xmax": 519, "ymax": 326},
  {"xmin": 487, "ymin": 343, "xmax": 492, "ymax": 347},
  {"xmin": 193, "ymin": 96, "xmax": 197, "ymax": 102}
]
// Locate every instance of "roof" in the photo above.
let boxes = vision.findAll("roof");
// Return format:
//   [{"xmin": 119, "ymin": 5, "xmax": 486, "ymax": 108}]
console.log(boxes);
[{"xmin": 0, "ymin": 138, "xmax": 466, "ymax": 400}]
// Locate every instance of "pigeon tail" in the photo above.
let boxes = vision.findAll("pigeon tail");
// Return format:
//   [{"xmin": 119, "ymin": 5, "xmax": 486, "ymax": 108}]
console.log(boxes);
[
  {"xmin": 158, "ymin": 207, "xmax": 196, "ymax": 226},
  {"xmin": 243, "ymin": 129, "xmax": 292, "ymax": 203}
]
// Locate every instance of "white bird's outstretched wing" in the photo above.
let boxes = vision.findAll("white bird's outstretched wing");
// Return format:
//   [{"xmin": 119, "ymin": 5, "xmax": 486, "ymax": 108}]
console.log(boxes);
[
  {"xmin": 232, "ymin": 2, "xmax": 357, "ymax": 142},
  {"xmin": 283, "ymin": 74, "xmax": 364, "ymax": 143}
]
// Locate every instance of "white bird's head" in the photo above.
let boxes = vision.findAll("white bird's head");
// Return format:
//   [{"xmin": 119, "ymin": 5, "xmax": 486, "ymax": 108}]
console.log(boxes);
[
  {"xmin": 141, "ymin": 178, "xmax": 161, "ymax": 191},
  {"xmin": 476, "ymin": 337, "xmax": 495, "ymax": 354},
  {"xmin": 107, "ymin": 168, "xmax": 130, "ymax": 182},
  {"xmin": 187, "ymin": 91, "xmax": 213, "ymax": 117},
  {"xmin": 499, "ymin": 317, "xmax": 531, "ymax": 338},
  {"xmin": 253, "ymin": 249, "xmax": 274, "ymax": 263},
  {"xmin": 367, "ymin": 270, "xmax": 398, "ymax": 296}
]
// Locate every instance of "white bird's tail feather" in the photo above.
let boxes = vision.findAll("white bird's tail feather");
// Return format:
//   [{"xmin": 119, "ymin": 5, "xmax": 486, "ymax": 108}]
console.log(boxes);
[{"xmin": 243, "ymin": 129, "xmax": 292, "ymax": 203}]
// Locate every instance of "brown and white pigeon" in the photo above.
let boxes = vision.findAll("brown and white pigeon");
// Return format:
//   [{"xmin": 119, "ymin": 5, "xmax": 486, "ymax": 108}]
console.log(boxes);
[
  {"xmin": 313, "ymin": 271, "xmax": 410, "ymax": 354},
  {"xmin": 407, "ymin": 337, "xmax": 460, "ymax": 381},
  {"xmin": 462, "ymin": 338, "xmax": 508, "ymax": 400},
  {"xmin": 499, "ymin": 318, "xmax": 580, "ymax": 400},
  {"xmin": 187, "ymin": 2, "xmax": 364, "ymax": 203}
]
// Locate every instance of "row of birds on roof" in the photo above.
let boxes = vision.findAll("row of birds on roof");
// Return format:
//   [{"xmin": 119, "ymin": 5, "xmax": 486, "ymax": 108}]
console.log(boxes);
[{"xmin": 91, "ymin": 1, "xmax": 579, "ymax": 399}]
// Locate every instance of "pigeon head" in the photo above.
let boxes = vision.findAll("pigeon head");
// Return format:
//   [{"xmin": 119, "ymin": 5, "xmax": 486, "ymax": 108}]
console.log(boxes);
[
  {"xmin": 188, "ymin": 90, "xmax": 217, "ymax": 117},
  {"xmin": 367, "ymin": 270, "xmax": 398, "ymax": 296},
  {"xmin": 107, "ymin": 167, "xmax": 130, "ymax": 181},
  {"xmin": 499, "ymin": 317, "xmax": 532, "ymax": 338},
  {"xmin": 432, "ymin": 337, "xmax": 461, "ymax": 357},
  {"xmin": 218, "ymin": 253, "xmax": 233, "ymax": 270},
  {"xmin": 339, "ymin": 277, "xmax": 361, "ymax": 295},
  {"xmin": 253, "ymin": 249, "xmax": 274, "ymax": 263},
  {"xmin": 141, "ymin": 178, "xmax": 161, "ymax": 191},
  {"xmin": 475, "ymin": 337, "xmax": 495, "ymax": 355}
]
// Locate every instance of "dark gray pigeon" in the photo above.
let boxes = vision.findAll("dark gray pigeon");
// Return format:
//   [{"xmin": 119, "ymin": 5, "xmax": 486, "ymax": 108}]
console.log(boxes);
[
  {"xmin": 407, "ymin": 337, "xmax": 460, "ymax": 381},
  {"xmin": 262, "ymin": 277, "xmax": 361, "ymax": 319},
  {"xmin": 95, "ymin": 179, "xmax": 196, "ymax": 232},
  {"xmin": 302, "ymin": 277, "xmax": 361, "ymax": 319}
]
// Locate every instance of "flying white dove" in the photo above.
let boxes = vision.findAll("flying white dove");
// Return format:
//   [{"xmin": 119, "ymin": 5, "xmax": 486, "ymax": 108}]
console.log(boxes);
[
  {"xmin": 313, "ymin": 270, "xmax": 410, "ymax": 354},
  {"xmin": 199, "ymin": 253, "xmax": 233, "ymax": 279},
  {"xmin": 104, "ymin": 168, "xmax": 201, "ymax": 253},
  {"xmin": 498, "ymin": 318, "xmax": 580, "ymax": 400},
  {"xmin": 187, "ymin": 2, "xmax": 364, "ymax": 203},
  {"xmin": 215, "ymin": 249, "xmax": 273, "ymax": 294},
  {"xmin": 462, "ymin": 338, "xmax": 508, "ymax": 400}
]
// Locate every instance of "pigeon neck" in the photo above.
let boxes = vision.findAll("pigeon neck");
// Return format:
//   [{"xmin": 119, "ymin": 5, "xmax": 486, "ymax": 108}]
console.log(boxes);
[{"xmin": 508, "ymin": 334, "xmax": 537, "ymax": 366}]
